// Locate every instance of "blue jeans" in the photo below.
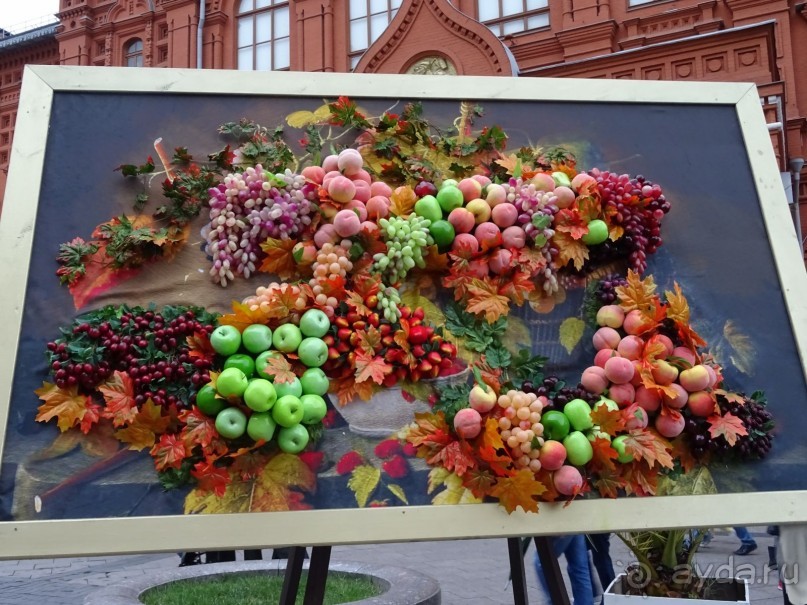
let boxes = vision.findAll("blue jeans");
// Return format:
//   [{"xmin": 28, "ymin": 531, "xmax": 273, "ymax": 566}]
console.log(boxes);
[
  {"xmin": 734, "ymin": 527, "xmax": 757, "ymax": 547},
  {"xmin": 534, "ymin": 535, "xmax": 593, "ymax": 605}
]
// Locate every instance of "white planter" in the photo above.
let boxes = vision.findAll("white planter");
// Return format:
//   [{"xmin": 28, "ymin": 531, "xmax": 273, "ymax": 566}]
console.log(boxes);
[{"xmin": 603, "ymin": 574, "xmax": 749, "ymax": 605}]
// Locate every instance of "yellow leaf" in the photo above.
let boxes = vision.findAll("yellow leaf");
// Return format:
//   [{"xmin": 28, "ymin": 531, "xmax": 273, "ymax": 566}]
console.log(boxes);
[
  {"xmin": 386, "ymin": 483, "xmax": 408, "ymax": 505},
  {"xmin": 431, "ymin": 472, "xmax": 465, "ymax": 505},
  {"xmin": 427, "ymin": 467, "xmax": 451, "ymax": 494},
  {"xmin": 616, "ymin": 270, "xmax": 658, "ymax": 314},
  {"xmin": 184, "ymin": 479, "xmax": 252, "ymax": 514},
  {"xmin": 665, "ymin": 282, "xmax": 690, "ymax": 325},
  {"xmin": 285, "ymin": 104, "xmax": 330, "ymax": 128},
  {"xmin": 722, "ymin": 320, "xmax": 756, "ymax": 376},
  {"xmin": 559, "ymin": 317, "xmax": 586, "ymax": 354},
  {"xmin": 390, "ymin": 186, "xmax": 417, "ymax": 217},
  {"xmin": 503, "ymin": 316, "xmax": 531, "ymax": 356},
  {"xmin": 553, "ymin": 231, "xmax": 589, "ymax": 271},
  {"xmin": 348, "ymin": 464, "xmax": 381, "ymax": 508}
]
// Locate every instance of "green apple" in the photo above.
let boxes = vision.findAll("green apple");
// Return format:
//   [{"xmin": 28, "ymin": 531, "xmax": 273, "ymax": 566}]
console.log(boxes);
[
  {"xmin": 224, "ymin": 353, "xmax": 255, "ymax": 378},
  {"xmin": 274, "ymin": 376, "xmax": 303, "ymax": 398},
  {"xmin": 272, "ymin": 323, "xmax": 303, "ymax": 353},
  {"xmin": 563, "ymin": 398, "xmax": 594, "ymax": 432},
  {"xmin": 414, "ymin": 195, "xmax": 442, "ymax": 223},
  {"xmin": 582, "ymin": 219, "xmax": 608, "ymax": 245},
  {"xmin": 299, "ymin": 309, "xmax": 330, "ymax": 338},
  {"xmin": 247, "ymin": 411, "xmax": 277, "ymax": 442},
  {"xmin": 272, "ymin": 394, "xmax": 305, "ymax": 427},
  {"xmin": 612, "ymin": 434, "xmax": 635, "ymax": 463},
  {"xmin": 241, "ymin": 324, "xmax": 273, "ymax": 354},
  {"xmin": 297, "ymin": 337, "xmax": 328, "ymax": 368},
  {"xmin": 551, "ymin": 171, "xmax": 572, "ymax": 188},
  {"xmin": 300, "ymin": 393, "xmax": 328, "ymax": 424},
  {"xmin": 210, "ymin": 325, "xmax": 242, "ymax": 356},
  {"xmin": 563, "ymin": 431, "xmax": 594, "ymax": 466},
  {"xmin": 196, "ymin": 384, "xmax": 226, "ymax": 416},
  {"xmin": 429, "ymin": 219, "xmax": 456, "ymax": 249},
  {"xmin": 586, "ymin": 429, "xmax": 612, "ymax": 443},
  {"xmin": 541, "ymin": 410, "xmax": 571, "ymax": 441},
  {"xmin": 440, "ymin": 178, "xmax": 459, "ymax": 189},
  {"xmin": 255, "ymin": 350, "xmax": 284, "ymax": 380},
  {"xmin": 436, "ymin": 185, "xmax": 464, "ymax": 213},
  {"xmin": 277, "ymin": 423, "xmax": 310, "ymax": 454},
  {"xmin": 300, "ymin": 367, "xmax": 330, "ymax": 396},
  {"xmin": 243, "ymin": 378, "xmax": 277, "ymax": 412},
  {"xmin": 216, "ymin": 367, "xmax": 249, "ymax": 399},
  {"xmin": 214, "ymin": 407, "xmax": 248, "ymax": 439}
]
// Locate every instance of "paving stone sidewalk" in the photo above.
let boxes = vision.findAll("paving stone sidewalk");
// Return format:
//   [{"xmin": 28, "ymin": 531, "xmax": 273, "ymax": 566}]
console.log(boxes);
[{"xmin": 0, "ymin": 527, "xmax": 781, "ymax": 605}]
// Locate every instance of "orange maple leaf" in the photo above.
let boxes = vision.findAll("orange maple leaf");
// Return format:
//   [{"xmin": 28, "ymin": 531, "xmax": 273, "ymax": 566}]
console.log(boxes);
[
  {"xmin": 498, "ymin": 271, "xmax": 535, "ymax": 307},
  {"xmin": 552, "ymin": 230, "xmax": 589, "ymax": 271},
  {"xmin": 495, "ymin": 154, "xmax": 538, "ymax": 179},
  {"xmin": 114, "ymin": 399, "xmax": 171, "ymax": 450},
  {"xmin": 590, "ymin": 401, "xmax": 626, "ymax": 436},
  {"xmin": 263, "ymin": 355, "xmax": 297, "ymax": 384},
  {"xmin": 98, "ymin": 371, "xmax": 138, "ymax": 427},
  {"xmin": 258, "ymin": 238, "xmax": 298, "ymax": 279},
  {"xmin": 714, "ymin": 389, "xmax": 745, "ymax": 405},
  {"xmin": 616, "ymin": 270, "xmax": 657, "ymax": 314},
  {"xmin": 390, "ymin": 186, "xmax": 417, "ymax": 217},
  {"xmin": 34, "ymin": 382, "xmax": 89, "ymax": 432},
  {"xmin": 533, "ymin": 468, "xmax": 560, "ymax": 502},
  {"xmin": 186, "ymin": 331, "xmax": 216, "ymax": 361},
  {"xmin": 191, "ymin": 461, "xmax": 232, "ymax": 497},
  {"xmin": 489, "ymin": 469, "xmax": 546, "ymax": 513},
  {"xmin": 670, "ymin": 436, "xmax": 698, "ymax": 474},
  {"xmin": 622, "ymin": 428, "xmax": 674, "ymax": 470},
  {"xmin": 623, "ymin": 463, "xmax": 658, "ymax": 497},
  {"xmin": 592, "ymin": 467, "xmax": 626, "ymax": 499},
  {"xmin": 354, "ymin": 351, "xmax": 393, "ymax": 385},
  {"xmin": 664, "ymin": 282, "xmax": 690, "ymax": 325},
  {"xmin": 180, "ymin": 407, "xmax": 227, "ymax": 456},
  {"xmin": 555, "ymin": 208, "xmax": 589, "ymax": 240},
  {"xmin": 406, "ymin": 412, "xmax": 452, "ymax": 450},
  {"xmin": 462, "ymin": 468, "xmax": 497, "ymax": 498},
  {"xmin": 427, "ymin": 440, "xmax": 477, "ymax": 477},
  {"xmin": 465, "ymin": 278, "xmax": 511, "ymax": 323},
  {"xmin": 478, "ymin": 417, "xmax": 511, "ymax": 476},
  {"xmin": 577, "ymin": 194, "xmax": 602, "ymax": 222},
  {"xmin": 150, "ymin": 433, "xmax": 188, "ymax": 471},
  {"xmin": 79, "ymin": 401, "xmax": 103, "ymax": 434},
  {"xmin": 589, "ymin": 436, "xmax": 619, "ymax": 472},
  {"xmin": 346, "ymin": 291, "xmax": 372, "ymax": 317},
  {"xmin": 218, "ymin": 300, "xmax": 270, "ymax": 333},
  {"xmin": 513, "ymin": 247, "xmax": 547, "ymax": 276},
  {"xmin": 355, "ymin": 327, "xmax": 382, "ymax": 356},
  {"xmin": 639, "ymin": 336, "xmax": 680, "ymax": 399},
  {"xmin": 707, "ymin": 412, "xmax": 748, "ymax": 446}
]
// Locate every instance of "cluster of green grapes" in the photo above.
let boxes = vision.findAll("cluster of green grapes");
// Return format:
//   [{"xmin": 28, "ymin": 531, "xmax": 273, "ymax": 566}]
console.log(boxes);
[
  {"xmin": 371, "ymin": 215, "xmax": 433, "ymax": 284},
  {"xmin": 377, "ymin": 286, "xmax": 403, "ymax": 323}
]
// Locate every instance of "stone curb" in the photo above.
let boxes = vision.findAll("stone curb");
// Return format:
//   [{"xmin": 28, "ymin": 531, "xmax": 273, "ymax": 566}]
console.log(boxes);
[{"xmin": 83, "ymin": 560, "xmax": 441, "ymax": 605}]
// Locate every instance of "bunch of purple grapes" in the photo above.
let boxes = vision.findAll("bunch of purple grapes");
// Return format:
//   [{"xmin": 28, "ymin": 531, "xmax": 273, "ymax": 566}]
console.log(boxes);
[
  {"xmin": 45, "ymin": 306, "xmax": 217, "ymax": 408},
  {"xmin": 204, "ymin": 165, "xmax": 318, "ymax": 286},
  {"xmin": 521, "ymin": 375, "xmax": 599, "ymax": 411},
  {"xmin": 587, "ymin": 170, "xmax": 670, "ymax": 273},
  {"xmin": 593, "ymin": 273, "xmax": 628, "ymax": 305}
]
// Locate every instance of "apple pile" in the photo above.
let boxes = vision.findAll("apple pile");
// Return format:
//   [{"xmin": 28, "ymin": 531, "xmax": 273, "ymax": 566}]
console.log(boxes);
[{"xmin": 199, "ymin": 308, "xmax": 332, "ymax": 453}]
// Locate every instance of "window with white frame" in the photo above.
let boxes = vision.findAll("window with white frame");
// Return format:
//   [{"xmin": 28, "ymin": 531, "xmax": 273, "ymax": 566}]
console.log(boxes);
[
  {"xmin": 349, "ymin": 0, "xmax": 402, "ymax": 69},
  {"xmin": 124, "ymin": 39, "xmax": 143, "ymax": 67},
  {"xmin": 628, "ymin": 0, "xmax": 657, "ymax": 5},
  {"xmin": 477, "ymin": 0, "xmax": 549, "ymax": 37},
  {"xmin": 237, "ymin": 0, "xmax": 290, "ymax": 71}
]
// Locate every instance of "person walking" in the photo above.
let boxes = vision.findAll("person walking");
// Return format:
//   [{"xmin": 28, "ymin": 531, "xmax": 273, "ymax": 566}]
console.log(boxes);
[
  {"xmin": 779, "ymin": 524, "xmax": 807, "ymax": 605},
  {"xmin": 733, "ymin": 526, "xmax": 758, "ymax": 556},
  {"xmin": 534, "ymin": 535, "xmax": 594, "ymax": 605},
  {"xmin": 587, "ymin": 533, "xmax": 616, "ymax": 592}
]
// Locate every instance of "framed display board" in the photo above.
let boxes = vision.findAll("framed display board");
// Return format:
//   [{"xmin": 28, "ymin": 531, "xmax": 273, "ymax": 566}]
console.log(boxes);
[{"xmin": 0, "ymin": 65, "xmax": 806, "ymax": 560}]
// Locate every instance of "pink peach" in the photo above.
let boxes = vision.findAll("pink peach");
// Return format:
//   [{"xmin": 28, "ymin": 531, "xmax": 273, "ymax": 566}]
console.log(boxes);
[
  {"xmin": 594, "ymin": 348, "xmax": 617, "ymax": 368},
  {"xmin": 472, "ymin": 174, "xmax": 492, "ymax": 187},
  {"xmin": 366, "ymin": 196, "xmax": 390, "ymax": 220},
  {"xmin": 454, "ymin": 407, "xmax": 482, "ymax": 439},
  {"xmin": 452, "ymin": 233, "xmax": 480, "ymax": 256},
  {"xmin": 617, "ymin": 335, "xmax": 644, "ymax": 361},
  {"xmin": 552, "ymin": 186, "xmax": 576, "ymax": 209},
  {"xmin": 337, "ymin": 148, "xmax": 364, "ymax": 176},
  {"xmin": 457, "ymin": 177, "xmax": 483, "ymax": 202},
  {"xmin": 651, "ymin": 359, "xmax": 679, "ymax": 386},
  {"xmin": 344, "ymin": 200, "xmax": 367, "ymax": 222},
  {"xmin": 468, "ymin": 258, "xmax": 489, "ymax": 278},
  {"xmin": 333, "ymin": 209, "xmax": 362, "ymax": 238},
  {"xmin": 327, "ymin": 175, "xmax": 356, "ymax": 203},
  {"xmin": 623, "ymin": 309, "xmax": 653, "ymax": 335},
  {"xmin": 656, "ymin": 334, "xmax": 674, "ymax": 357},
  {"xmin": 491, "ymin": 203, "xmax": 518, "ymax": 228},
  {"xmin": 596, "ymin": 305, "xmax": 625, "ymax": 329},
  {"xmin": 489, "ymin": 249, "xmax": 513, "ymax": 275},
  {"xmin": 623, "ymin": 405, "xmax": 648, "ymax": 430},
  {"xmin": 593, "ymin": 327, "xmax": 621, "ymax": 351},
  {"xmin": 502, "ymin": 225, "xmax": 527, "ymax": 249},
  {"xmin": 662, "ymin": 383, "xmax": 688, "ymax": 409},
  {"xmin": 531, "ymin": 173, "xmax": 556, "ymax": 192},
  {"xmin": 688, "ymin": 391, "xmax": 716, "ymax": 417},
  {"xmin": 370, "ymin": 181, "xmax": 393, "ymax": 198},
  {"xmin": 571, "ymin": 173, "xmax": 597, "ymax": 193},
  {"xmin": 349, "ymin": 168, "xmax": 372, "ymax": 184},
  {"xmin": 679, "ymin": 365, "xmax": 711, "ymax": 393},
  {"xmin": 352, "ymin": 179, "xmax": 371, "ymax": 203},
  {"xmin": 672, "ymin": 346, "xmax": 697, "ymax": 367},
  {"xmin": 474, "ymin": 222, "xmax": 502, "ymax": 250},
  {"xmin": 554, "ymin": 465, "xmax": 583, "ymax": 496},
  {"xmin": 301, "ymin": 165, "xmax": 325, "ymax": 185},
  {"xmin": 539, "ymin": 440, "xmax": 567, "ymax": 471},
  {"xmin": 609, "ymin": 382, "xmax": 636, "ymax": 407},
  {"xmin": 655, "ymin": 411, "xmax": 685, "ymax": 438},
  {"xmin": 313, "ymin": 223, "xmax": 339, "ymax": 248},
  {"xmin": 485, "ymin": 183, "xmax": 507, "ymax": 207},
  {"xmin": 604, "ymin": 356, "xmax": 635, "ymax": 385},
  {"xmin": 635, "ymin": 386, "xmax": 661, "ymax": 413},
  {"xmin": 581, "ymin": 366, "xmax": 609, "ymax": 394},
  {"xmin": 321, "ymin": 154, "xmax": 339, "ymax": 172},
  {"xmin": 448, "ymin": 208, "xmax": 476, "ymax": 234},
  {"xmin": 465, "ymin": 199, "xmax": 492, "ymax": 224}
]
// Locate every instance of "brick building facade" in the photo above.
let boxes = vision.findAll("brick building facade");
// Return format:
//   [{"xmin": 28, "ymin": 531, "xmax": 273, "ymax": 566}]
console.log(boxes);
[{"xmin": 1, "ymin": 0, "xmax": 805, "ymax": 254}]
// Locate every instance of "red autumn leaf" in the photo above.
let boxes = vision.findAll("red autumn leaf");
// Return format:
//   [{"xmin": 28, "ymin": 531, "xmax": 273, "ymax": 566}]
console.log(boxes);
[
  {"xmin": 623, "ymin": 463, "xmax": 658, "ymax": 497},
  {"xmin": 406, "ymin": 412, "xmax": 452, "ymax": 451},
  {"xmin": 622, "ymin": 429, "xmax": 674, "ymax": 470},
  {"xmin": 258, "ymin": 238, "xmax": 298, "ymax": 279},
  {"xmin": 350, "ymin": 273, "xmax": 382, "ymax": 300},
  {"xmin": 426, "ymin": 440, "xmax": 477, "ymax": 477},
  {"xmin": 576, "ymin": 194, "xmax": 602, "ymax": 222},
  {"xmin": 265, "ymin": 287, "xmax": 305, "ymax": 321},
  {"xmin": 67, "ymin": 244, "xmax": 141, "ymax": 310},
  {"xmin": 465, "ymin": 278, "xmax": 511, "ymax": 323},
  {"xmin": 478, "ymin": 418, "xmax": 512, "ymax": 476},
  {"xmin": 80, "ymin": 401, "xmax": 103, "ymax": 434},
  {"xmin": 229, "ymin": 451, "xmax": 270, "ymax": 481},
  {"xmin": 34, "ymin": 382, "xmax": 90, "ymax": 432},
  {"xmin": 191, "ymin": 461, "xmax": 232, "ymax": 497},
  {"xmin": 262, "ymin": 355, "xmax": 297, "ymax": 384},
  {"xmin": 186, "ymin": 331, "xmax": 216, "ymax": 361},
  {"xmin": 150, "ymin": 433, "xmax": 188, "ymax": 471},
  {"xmin": 462, "ymin": 468, "xmax": 497, "ymax": 498},
  {"xmin": 114, "ymin": 399, "xmax": 171, "ymax": 450},
  {"xmin": 218, "ymin": 300, "xmax": 270, "ymax": 333},
  {"xmin": 98, "ymin": 371, "xmax": 138, "ymax": 427},
  {"xmin": 489, "ymin": 469, "xmax": 547, "ymax": 513},
  {"xmin": 498, "ymin": 271, "xmax": 536, "ymax": 306},
  {"xmin": 555, "ymin": 208, "xmax": 589, "ymax": 240},
  {"xmin": 707, "ymin": 412, "xmax": 748, "ymax": 447},
  {"xmin": 354, "ymin": 351, "xmax": 393, "ymax": 385},
  {"xmin": 589, "ymin": 436, "xmax": 619, "ymax": 472},
  {"xmin": 589, "ymin": 401, "xmax": 626, "ymax": 436},
  {"xmin": 513, "ymin": 247, "xmax": 547, "ymax": 276},
  {"xmin": 533, "ymin": 468, "xmax": 560, "ymax": 502},
  {"xmin": 180, "ymin": 407, "xmax": 227, "ymax": 456},
  {"xmin": 670, "ymin": 436, "xmax": 698, "ymax": 474},
  {"xmin": 592, "ymin": 467, "xmax": 626, "ymax": 499}
]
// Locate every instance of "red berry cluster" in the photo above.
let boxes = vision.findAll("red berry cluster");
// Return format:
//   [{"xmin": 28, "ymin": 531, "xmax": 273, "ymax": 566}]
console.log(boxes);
[{"xmin": 45, "ymin": 305, "xmax": 218, "ymax": 407}]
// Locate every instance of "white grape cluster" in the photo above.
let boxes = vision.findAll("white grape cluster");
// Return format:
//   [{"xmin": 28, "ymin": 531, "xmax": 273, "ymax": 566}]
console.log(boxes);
[
  {"xmin": 204, "ymin": 165, "xmax": 317, "ymax": 286},
  {"xmin": 309, "ymin": 241, "xmax": 353, "ymax": 317},
  {"xmin": 377, "ymin": 286, "xmax": 402, "ymax": 323},
  {"xmin": 371, "ymin": 215, "xmax": 434, "ymax": 284},
  {"xmin": 497, "ymin": 390, "xmax": 546, "ymax": 472}
]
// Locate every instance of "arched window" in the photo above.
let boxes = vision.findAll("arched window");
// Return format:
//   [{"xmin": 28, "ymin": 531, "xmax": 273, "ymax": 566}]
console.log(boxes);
[
  {"xmin": 124, "ymin": 39, "xmax": 143, "ymax": 67},
  {"xmin": 237, "ymin": 0, "xmax": 290, "ymax": 71},
  {"xmin": 477, "ymin": 0, "xmax": 549, "ymax": 37},
  {"xmin": 348, "ymin": 0, "xmax": 402, "ymax": 69}
]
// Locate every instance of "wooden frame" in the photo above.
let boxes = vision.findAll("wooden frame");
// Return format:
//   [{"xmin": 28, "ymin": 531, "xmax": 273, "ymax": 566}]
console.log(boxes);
[{"xmin": 1, "ymin": 65, "xmax": 806, "ymax": 560}]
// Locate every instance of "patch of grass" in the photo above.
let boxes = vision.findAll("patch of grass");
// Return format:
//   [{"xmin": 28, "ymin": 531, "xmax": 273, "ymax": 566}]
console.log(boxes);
[{"xmin": 141, "ymin": 571, "xmax": 382, "ymax": 605}]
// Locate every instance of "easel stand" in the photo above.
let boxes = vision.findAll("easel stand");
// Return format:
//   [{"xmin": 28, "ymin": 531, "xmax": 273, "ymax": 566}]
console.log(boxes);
[{"xmin": 278, "ymin": 538, "xmax": 569, "ymax": 605}]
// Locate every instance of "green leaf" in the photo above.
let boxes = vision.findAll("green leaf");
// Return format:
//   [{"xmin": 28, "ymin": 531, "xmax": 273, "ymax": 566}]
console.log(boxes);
[
  {"xmin": 559, "ymin": 317, "xmax": 586, "ymax": 354},
  {"xmin": 532, "ymin": 214, "xmax": 552, "ymax": 230},
  {"xmin": 386, "ymin": 483, "xmax": 408, "ymax": 505},
  {"xmin": 348, "ymin": 465, "xmax": 381, "ymax": 508},
  {"xmin": 486, "ymin": 345, "xmax": 511, "ymax": 369}
]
